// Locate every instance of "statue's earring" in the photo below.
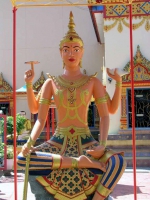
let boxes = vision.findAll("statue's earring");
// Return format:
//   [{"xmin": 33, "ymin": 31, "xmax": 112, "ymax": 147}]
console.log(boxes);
[
  {"xmin": 63, "ymin": 61, "xmax": 65, "ymax": 69},
  {"xmin": 79, "ymin": 60, "xmax": 82, "ymax": 68}
]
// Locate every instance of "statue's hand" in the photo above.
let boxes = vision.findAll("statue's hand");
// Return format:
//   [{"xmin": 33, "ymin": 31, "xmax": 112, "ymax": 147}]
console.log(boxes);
[
  {"xmin": 86, "ymin": 145, "xmax": 105, "ymax": 159},
  {"xmin": 106, "ymin": 68, "xmax": 122, "ymax": 82},
  {"xmin": 24, "ymin": 61, "xmax": 38, "ymax": 83},
  {"xmin": 21, "ymin": 143, "xmax": 34, "ymax": 157}
]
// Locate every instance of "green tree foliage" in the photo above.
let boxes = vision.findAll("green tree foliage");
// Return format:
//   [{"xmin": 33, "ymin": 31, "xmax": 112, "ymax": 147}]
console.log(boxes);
[{"xmin": 0, "ymin": 114, "xmax": 26, "ymax": 136}]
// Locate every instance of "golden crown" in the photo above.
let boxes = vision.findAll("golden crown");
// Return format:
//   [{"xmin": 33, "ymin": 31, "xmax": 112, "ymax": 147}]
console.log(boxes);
[{"xmin": 59, "ymin": 11, "xmax": 84, "ymax": 48}]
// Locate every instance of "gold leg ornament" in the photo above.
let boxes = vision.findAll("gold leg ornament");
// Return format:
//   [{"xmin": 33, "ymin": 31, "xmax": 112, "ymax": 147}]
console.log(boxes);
[{"xmin": 23, "ymin": 136, "xmax": 35, "ymax": 200}]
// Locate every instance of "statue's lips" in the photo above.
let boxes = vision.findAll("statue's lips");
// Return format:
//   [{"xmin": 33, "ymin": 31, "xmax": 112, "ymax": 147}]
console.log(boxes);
[{"xmin": 69, "ymin": 59, "xmax": 75, "ymax": 62}]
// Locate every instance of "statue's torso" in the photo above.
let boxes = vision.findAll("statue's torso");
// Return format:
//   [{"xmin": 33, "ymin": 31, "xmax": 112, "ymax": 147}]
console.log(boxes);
[{"xmin": 49, "ymin": 74, "xmax": 95, "ymax": 127}]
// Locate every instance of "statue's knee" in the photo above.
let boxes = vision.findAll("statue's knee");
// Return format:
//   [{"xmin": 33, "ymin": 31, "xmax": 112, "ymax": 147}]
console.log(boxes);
[{"xmin": 108, "ymin": 154, "xmax": 127, "ymax": 172}]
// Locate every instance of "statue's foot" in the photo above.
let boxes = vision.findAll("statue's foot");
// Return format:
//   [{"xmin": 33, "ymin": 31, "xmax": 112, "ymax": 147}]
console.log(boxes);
[{"xmin": 78, "ymin": 155, "xmax": 106, "ymax": 172}]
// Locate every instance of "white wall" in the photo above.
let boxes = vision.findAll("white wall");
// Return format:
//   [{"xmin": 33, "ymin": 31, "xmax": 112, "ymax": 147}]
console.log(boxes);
[
  {"xmin": 16, "ymin": 96, "xmax": 31, "ymax": 119},
  {"xmin": 0, "ymin": 1, "xmax": 104, "ymax": 89},
  {"xmin": 104, "ymin": 18, "xmax": 150, "ymax": 134},
  {"xmin": 0, "ymin": 1, "xmax": 104, "ymax": 119}
]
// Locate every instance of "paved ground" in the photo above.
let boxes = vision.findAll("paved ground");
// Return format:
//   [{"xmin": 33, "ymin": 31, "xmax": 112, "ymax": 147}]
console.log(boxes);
[{"xmin": 0, "ymin": 168, "xmax": 150, "ymax": 200}]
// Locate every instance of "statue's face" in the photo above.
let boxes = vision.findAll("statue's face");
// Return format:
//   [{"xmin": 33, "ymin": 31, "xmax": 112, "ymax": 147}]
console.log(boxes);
[{"xmin": 60, "ymin": 42, "xmax": 83, "ymax": 69}]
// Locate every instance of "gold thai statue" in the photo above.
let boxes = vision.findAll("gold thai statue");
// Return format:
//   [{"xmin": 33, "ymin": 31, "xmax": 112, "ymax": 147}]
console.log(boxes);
[{"xmin": 18, "ymin": 12, "xmax": 126, "ymax": 200}]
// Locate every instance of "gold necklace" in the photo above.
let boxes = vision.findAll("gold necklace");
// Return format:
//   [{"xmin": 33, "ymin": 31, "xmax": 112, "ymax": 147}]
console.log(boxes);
[
  {"xmin": 56, "ymin": 75, "xmax": 91, "ymax": 89},
  {"xmin": 46, "ymin": 72, "xmax": 98, "ymax": 89}
]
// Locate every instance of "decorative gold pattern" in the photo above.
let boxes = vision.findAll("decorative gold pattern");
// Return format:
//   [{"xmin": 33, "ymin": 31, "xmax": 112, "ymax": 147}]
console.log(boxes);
[
  {"xmin": 46, "ymin": 74, "xmax": 95, "ymax": 125},
  {"xmin": 59, "ymin": 12, "xmax": 83, "ymax": 48},
  {"xmin": 71, "ymin": 158, "xmax": 78, "ymax": 168},
  {"xmin": 11, "ymin": 0, "xmax": 135, "ymax": 8},
  {"xmin": 122, "ymin": 46, "xmax": 150, "ymax": 82},
  {"xmin": 96, "ymin": 183, "xmax": 111, "ymax": 198},
  {"xmin": 39, "ymin": 98, "xmax": 51, "ymax": 106},
  {"xmin": 33, "ymin": 71, "xmax": 46, "ymax": 91},
  {"xmin": 26, "ymin": 82, "xmax": 32, "ymax": 89},
  {"xmin": 52, "ymin": 155, "xmax": 62, "ymax": 169},
  {"xmin": 35, "ymin": 125, "xmax": 121, "ymax": 200},
  {"xmin": 104, "ymin": 16, "xmax": 150, "ymax": 33},
  {"xmin": 95, "ymin": 96, "xmax": 107, "ymax": 105},
  {"xmin": 100, "ymin": 140, "xmax": 107, "ymax": 147},
  {"xmin": 120, "ymin": 45, "xmax": 150, "ymax": 130},
  {"xmin": 116, "ymin": 81, "xmax": 122, "ymax": 88},
  {"xmin": 56, "ymin": 75, "xmax": 91, "ymax": 89},
  {"xmin": 0, "ymin": 73, "xmax": 12, "ymax": 92}
]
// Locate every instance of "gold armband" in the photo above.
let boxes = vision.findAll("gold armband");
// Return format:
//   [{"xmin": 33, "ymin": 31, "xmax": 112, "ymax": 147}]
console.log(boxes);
[
  {"xmin": 100, "ymin": 140, "xmax": 107, "ymax": 147},
  {"xmin": 26, "ymin": 82, "xmax": 32, "ymax": 89},
  {"xmin": 52, "ymin": 155, "xmax": 62, "ymax": 169},
  {"xmin": 27, "ymin": 136, "xmax": 36, "ymax": 148},
  {"xmin": 95, "ymin": 96, "xmax": 107, "ymax": 105},
  {"xmin": 71, "ymin": 158, "xmax": 78, "ymax": 168},
  {"xmin": 39, "ymin": 98, "xmax": 51, "ymax": 106},
  {"xmin": 116, "ymin": 81, "xmax": 122, "ymax": 88}
]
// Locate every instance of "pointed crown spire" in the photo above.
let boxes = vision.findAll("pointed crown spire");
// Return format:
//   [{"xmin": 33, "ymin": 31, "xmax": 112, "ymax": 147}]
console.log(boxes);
[{"xmin": 59, "ymin": 11, "xmax": 84, "ymax": 48}]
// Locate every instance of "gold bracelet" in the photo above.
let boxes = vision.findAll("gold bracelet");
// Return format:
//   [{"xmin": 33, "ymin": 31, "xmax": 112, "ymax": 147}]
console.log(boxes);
[
  {"xmin": 27, "ymin": 136, "xmax": 36, "ymax": 148},
  {"xmin": 71, "ymin": 158, "xmax": 78, "ymax": 168},
  {"xmin": 39, "ymin": 98, "xmax": 51, "ymax": 106},
  {"xmin": 26, "ymin": 82, "xmax": 32, "ymax": 89},
  {"xmin": 116, "ymin": 81, "xmax": 122, "ymax": 88},
  {"xmin": 100, "ymin": 140, "xmax": 107, "ymax": 147}
]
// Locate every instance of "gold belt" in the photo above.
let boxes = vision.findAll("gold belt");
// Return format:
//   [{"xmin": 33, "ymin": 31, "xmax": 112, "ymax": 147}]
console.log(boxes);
[{"xmin": 55, "ymin": 125, "xmax": 91, "ymax": 137}]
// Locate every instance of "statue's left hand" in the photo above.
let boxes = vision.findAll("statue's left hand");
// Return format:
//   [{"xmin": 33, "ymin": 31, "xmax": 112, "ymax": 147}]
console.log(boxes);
[
  {"xmin": 106, "ymin": 68, "xmax": 122, "ymax": 82},
  {"xmin": 86, "ymin": 145, "xmax": 105, "ymax": 159}
]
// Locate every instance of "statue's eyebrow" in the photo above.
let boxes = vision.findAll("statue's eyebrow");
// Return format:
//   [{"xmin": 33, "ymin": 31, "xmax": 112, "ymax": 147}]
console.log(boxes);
[
  {"xmin": 73, "ymin": 46, "xmax": 80, "ymax": 48},
  {"xmin": 62, "ymin": 46, "xmax": 70, "ymax": 49}
]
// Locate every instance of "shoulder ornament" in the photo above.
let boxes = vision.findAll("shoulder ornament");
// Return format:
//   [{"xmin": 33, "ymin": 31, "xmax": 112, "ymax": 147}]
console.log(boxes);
[{"xmin": 91, "ymin": 72, "xmax": 98, "ymax": 77}]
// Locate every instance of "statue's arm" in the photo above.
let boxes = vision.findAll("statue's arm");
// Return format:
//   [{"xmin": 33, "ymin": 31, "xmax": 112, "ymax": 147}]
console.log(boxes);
[
  {"xmin": 24, "ymin": 63, "xmax": 40, "ymax": 114},
  {"xmin": 86, "ymin": 78, "xmax": 109, "ymax": 158},
  {"xmin": 93, "ymin": 78, "xmax": 109, "ymax": 143},
  {"xmin": 30, "ymin": 79, "xmax": 52, "ymax": 141},
  {"xmin": 26, "ymin": 85, "xmax": 39, "ymax": 114},
  {"xmin": 106, "ymin": 68, "xmax": 122, "ymax": 114},
  {"xmin": 21, "ymin": 79, "xmax": 52, "ymax": 156}
]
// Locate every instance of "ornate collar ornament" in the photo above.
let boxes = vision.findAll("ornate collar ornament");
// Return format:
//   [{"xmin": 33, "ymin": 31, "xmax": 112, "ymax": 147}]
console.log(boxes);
[
  {"xmin": 46, "ymin": 73, "xmax": 97, "ymax": 90},
  {"xmin": 59, "ymin": 11, "xmax": 84, "ymax": 49},
  {"xmin": 56, "ymin": 75, "xmax": 91, "ymax": 89}
]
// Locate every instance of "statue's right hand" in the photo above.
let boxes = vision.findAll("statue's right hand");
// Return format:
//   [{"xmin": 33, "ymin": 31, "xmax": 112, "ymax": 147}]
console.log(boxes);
[
  {"xmin": 21, "ymin": 143, "xmax": 34, "ymax": 157},
  {"xmin": 24, "ymin": 70, "xmax": 34, "ymax": 83},
  {"xmin": 24, "ymin": 63, "xmax": 35, "ymax": 83},
  {"xmin": 24, "ymin": 61, "xmax": 39, "ymax": 83}
]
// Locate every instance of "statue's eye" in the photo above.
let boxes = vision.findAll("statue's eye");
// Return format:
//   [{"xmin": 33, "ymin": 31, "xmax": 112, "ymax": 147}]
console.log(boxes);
[
  {"xmin": 74, "ymin": 49, "xmax": 80, "ymax": 52},
  {"xmin": 63, "ymin": 49, "xmax": 68, "ymax": 52}
]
